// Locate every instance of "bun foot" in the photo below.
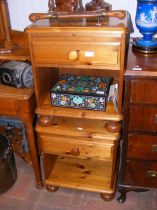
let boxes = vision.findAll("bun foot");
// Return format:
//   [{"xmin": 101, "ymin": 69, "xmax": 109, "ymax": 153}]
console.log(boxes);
[
  {"xmin": 38, "ymin": 115, "xmax": 53, "ymax": 126},
  {"xmin": 100, "ymin": 193, "xmax": 114, "ymax": 201},
  {"xmin": 105, "ymin": 121, "xmax": 121, "ymax": 133},
  {"xmin": 46, "ymin": 185, "xmax": 59, "ymax": 192}
]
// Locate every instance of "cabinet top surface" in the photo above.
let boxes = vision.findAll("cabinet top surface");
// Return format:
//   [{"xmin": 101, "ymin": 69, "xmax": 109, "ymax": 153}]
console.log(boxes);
[
  {"xmin": 125, "ymin": 45, "xmax": 157, "ymax": 78},
  {"xmin": 26, "ymin": 14, "xmax": 130, "ymax": 33}
]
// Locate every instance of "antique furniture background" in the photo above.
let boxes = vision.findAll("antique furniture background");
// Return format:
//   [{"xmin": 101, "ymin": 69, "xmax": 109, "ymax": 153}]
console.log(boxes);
[
  {"xmin": 0, "ymin": 5, "xmax": 4, "ymax": 41},
  {"xmin": 26, "ymin": 11, "xmax": 130, "ymax": 200},
  {"xmin": 50, "ymin": 0, "xmax": 85, "ymax": 12},
  {"xmin": 0, "ymin": 0, "xmax": 43, "ymax": 189},
  {"xmin": 0, "ymin": 0, "xmax": 17, "ymax": 54},
  {"xmin": 85, "ymin": 0, "xmax": 111, "ymax": 11},
  {"xmin": 118, "ymin": 45, "xmax": 157, "ymax": 202},
  {"xmin": 48, "ymin": 0, "xmax": 110, "ymax": 13}
]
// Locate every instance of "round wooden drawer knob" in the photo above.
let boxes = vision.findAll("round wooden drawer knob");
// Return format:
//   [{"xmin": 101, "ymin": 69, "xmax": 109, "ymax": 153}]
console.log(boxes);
[
  {"xmin": 71, "ymin": 147, "xmax": 80, "ymax": 156},
  {"xmin": 68, "ymin": 50, "xmax": 79, "ymax": 61}
]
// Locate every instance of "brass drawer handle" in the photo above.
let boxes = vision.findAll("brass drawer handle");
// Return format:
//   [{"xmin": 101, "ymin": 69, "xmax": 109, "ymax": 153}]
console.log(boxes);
[
  {"xmin": 68, "ymin": 50, "xmax": 79, "ymax": 61},
  {"xmin": 146, "ymin": 171, "xmax": 157, "ymax": 177},
  {"xmin": 70, "ymin": 147, "xmax": 80, "ymax": 156},
  {"xmin": 152, "ymin": 144, "xmax": 157, "ymax": 152}
]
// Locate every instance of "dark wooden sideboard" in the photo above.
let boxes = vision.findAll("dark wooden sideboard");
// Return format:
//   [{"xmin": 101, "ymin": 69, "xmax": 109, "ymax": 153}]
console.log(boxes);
[{"xmin": 118, "ymin": 45, "xmax": 157, "ymax": 202}]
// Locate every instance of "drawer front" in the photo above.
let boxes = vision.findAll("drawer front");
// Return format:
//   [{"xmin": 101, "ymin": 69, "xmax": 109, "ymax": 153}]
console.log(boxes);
[
  {"xmin": 130, "ymin": 80, "xmax": 157, "ymax": 104},
  {"xmin": 0, "ymin": 99, "xmax": 17, "ymax": 115},
  {"xmin": 31, "ymin": 40, "xmax": 120, "ymax": 68},
  {"xmin": 127, "ymin": 134, "xmax": 157, "ymax": 160},
  {"xmin": 124, "ymin": 160, "xmax": 157, "ymax": 188},
  {"xmin": 129, "ymin": 106, "xmax": 157, "ymax": 132},
  {"xmin": 38, "ymin": 134, "xmax": 116, "ymax": 161}
]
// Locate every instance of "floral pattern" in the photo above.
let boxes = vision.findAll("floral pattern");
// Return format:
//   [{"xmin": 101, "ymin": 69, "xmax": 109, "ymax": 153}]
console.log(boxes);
[{"xmin": 50, "ymin": 75, "xmax": 112, "ymax": 111}]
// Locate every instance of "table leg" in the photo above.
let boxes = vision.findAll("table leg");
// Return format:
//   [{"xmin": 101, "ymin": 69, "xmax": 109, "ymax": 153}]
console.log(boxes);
[{"xmin": 24, "ymin": 122, "xmax": 43, "ymax": 189}]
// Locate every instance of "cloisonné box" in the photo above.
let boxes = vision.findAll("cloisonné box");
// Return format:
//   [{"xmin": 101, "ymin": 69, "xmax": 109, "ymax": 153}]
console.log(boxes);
[{"xmin": 50, "ymin": 75, "xmax": 112, "ymax": 111}]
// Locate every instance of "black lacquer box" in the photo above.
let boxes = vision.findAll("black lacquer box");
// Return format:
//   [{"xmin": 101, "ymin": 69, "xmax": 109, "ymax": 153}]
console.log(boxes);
[{"xmin": 50, "ymin": 74, "xmax": 112, "ymax": 111}]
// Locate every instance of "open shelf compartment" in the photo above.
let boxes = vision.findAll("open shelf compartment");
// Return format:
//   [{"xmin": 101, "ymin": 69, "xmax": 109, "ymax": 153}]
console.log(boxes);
[
  {"xmin": 36, "ymin": 93, "xmax": 123, "ymax": 121},
  {"xmin": 44, "ymin": 155, "xmax": 116, "ymax": 194}
]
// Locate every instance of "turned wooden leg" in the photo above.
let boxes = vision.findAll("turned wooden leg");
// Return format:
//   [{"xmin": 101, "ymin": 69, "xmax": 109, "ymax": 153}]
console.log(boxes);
[
  {"xmin": 0, "ymin": 0, "xmax": 18, "ymax": 54},
  {"xmin": 100, "ymin": 192, "xmax": 114, "ymax": 201},
  {"xmin": 117, "ymin": 187, "xmax": 130, "ymax": 203},
  {"xmin": 24, "ymin": 123, "xmax": 43, "ymax": 189},
  {"xmin": 46, "ymin": 185, "xmax": 59, "ymax": 192},
  {"xmin": 117, "ymin": 187, "xmax": 149, "ymax": 203},
  {"xmin": 48, "ymin": 0, "xmax": 55, "ymax": 12}
]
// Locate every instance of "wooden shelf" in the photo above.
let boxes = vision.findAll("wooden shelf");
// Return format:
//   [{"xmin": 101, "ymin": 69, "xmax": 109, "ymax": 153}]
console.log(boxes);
[
  {"xmin": 45, "ymin": 156, "xmax": 115, "ymax": 193},
  {"xmin": 0, "ymin": 47, "xmax": 30, "ymax": 61},
  {"xmin": 0, "ymin": 84, "xmax": 34, "ymax": 100},
  {"xmin": 36, "ymin": 93, "xmax": 123, "ymax": 121}
]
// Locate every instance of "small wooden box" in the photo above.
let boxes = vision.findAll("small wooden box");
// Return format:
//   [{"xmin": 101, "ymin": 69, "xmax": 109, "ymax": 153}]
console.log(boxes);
[{"xmin": 50, "ymin": 74, "xmax": 112, "ymax": 111}]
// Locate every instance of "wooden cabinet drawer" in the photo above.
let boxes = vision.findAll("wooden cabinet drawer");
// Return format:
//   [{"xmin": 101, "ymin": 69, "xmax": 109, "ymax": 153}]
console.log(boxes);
[
  {"xmin": 124, "ymin": 160, "xmax": 157, "ymax": 188},
  {"xmin": 38, "ymin": 134, "xmax": 116, "ymax": 161},
  {"xmin": 31, "ymin": 39, "xmax": 120, "ymax": 68},
  {"xmin": 130, "ymin": 80, "xmax": 157, "ymax": 104},
  {"xmin": 0, "ymin": 98, "xmax": 17, "ymax": 115},
  {"xmin": 129, "ymin": 106, "xmax": 157, "ymax": 132},
  {"xmin": 127, "ymin": 134, "xmax": 157, "ymax": 160}
]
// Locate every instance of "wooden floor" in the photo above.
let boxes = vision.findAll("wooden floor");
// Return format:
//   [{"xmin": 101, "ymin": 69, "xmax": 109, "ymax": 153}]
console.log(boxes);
[{"xmin": 0, "ymin": 155, "xmax": 157, "ymax": 210}]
